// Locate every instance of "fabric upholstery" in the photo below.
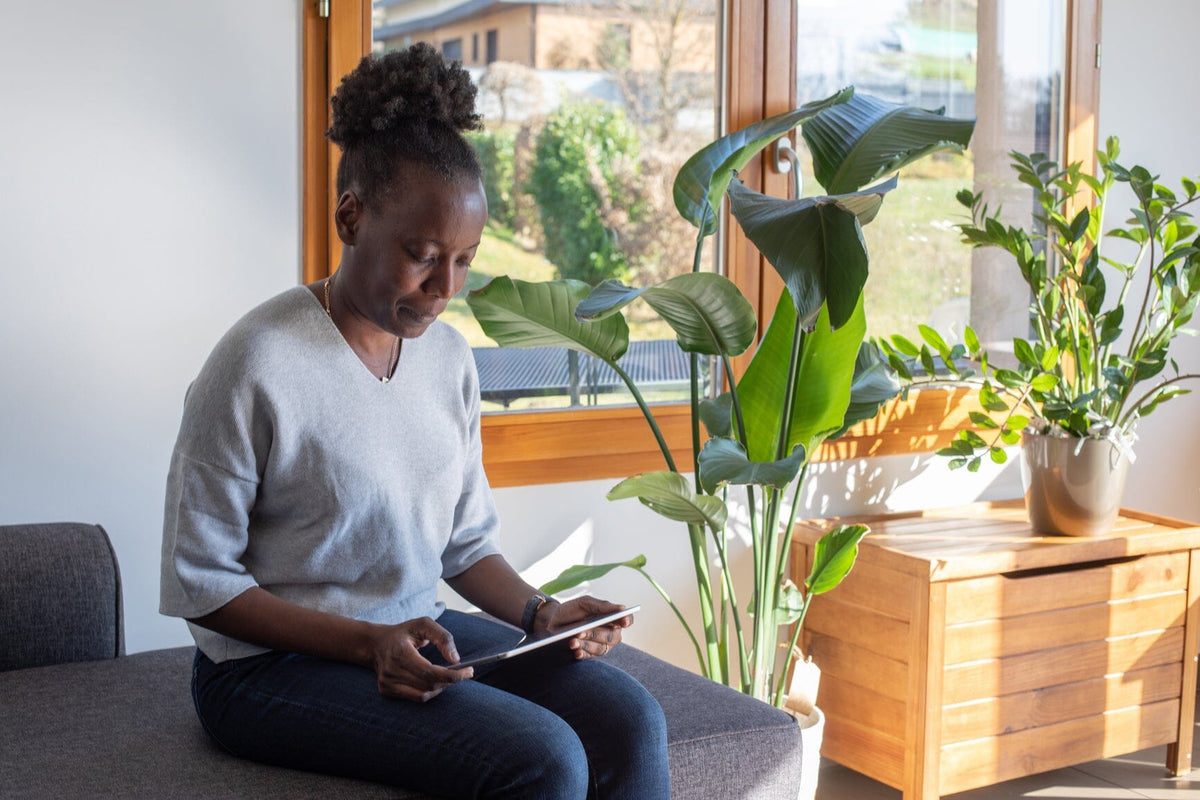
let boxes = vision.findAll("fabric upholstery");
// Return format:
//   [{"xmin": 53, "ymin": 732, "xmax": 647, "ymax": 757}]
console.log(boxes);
[
  {"xmin": 0, "ymin": 646, "xmax": 802, "ymax": 799},
  {"xmin": 0, "ymin": 523, "xmax": 123, "ymax": 671},
  {"xmin": 0, "ymin": 521, "xmax": 802, "ymax": 798}
]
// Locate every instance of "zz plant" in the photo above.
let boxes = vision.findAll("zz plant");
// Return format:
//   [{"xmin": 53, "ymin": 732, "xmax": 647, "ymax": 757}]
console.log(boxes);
[
  {"xmin": 880, "ymin": 137, "xmax": 1200, "ymax": 471},
  {"xmin": 467, "ymin": 89, "xmax": 974, "ymax": 706}
]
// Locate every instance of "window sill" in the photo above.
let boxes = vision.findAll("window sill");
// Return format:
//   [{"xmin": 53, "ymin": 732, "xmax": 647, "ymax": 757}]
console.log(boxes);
[{"xmin": 482, "ymin": 388, "xmax": 985, "ymax": 487}]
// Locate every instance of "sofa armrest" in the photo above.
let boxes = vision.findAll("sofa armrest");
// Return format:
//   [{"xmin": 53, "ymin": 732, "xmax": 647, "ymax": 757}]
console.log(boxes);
[{"xmin": 0, "ymin": 523, "xmax": 124, "ymax": 671}]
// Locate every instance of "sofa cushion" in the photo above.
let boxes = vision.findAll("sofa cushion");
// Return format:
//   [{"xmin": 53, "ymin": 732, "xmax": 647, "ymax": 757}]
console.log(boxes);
[
  {"xmin": 0, "ymin": 523, "xmax": 123, "ymax": 672},
  {"xmin": 0, "ymin": 645, "xmax": 801, "ymax": 799}
]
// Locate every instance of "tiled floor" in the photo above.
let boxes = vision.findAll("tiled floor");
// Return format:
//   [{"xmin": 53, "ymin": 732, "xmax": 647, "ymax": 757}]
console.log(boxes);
[{"xmin": 815, "ymin": 700, "xmax": 1200, "ymax": 799}]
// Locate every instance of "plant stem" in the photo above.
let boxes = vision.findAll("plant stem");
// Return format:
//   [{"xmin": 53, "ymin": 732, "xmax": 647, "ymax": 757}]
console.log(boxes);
[
  {"xmin": 610, "ymin": 361, "xmax": 677, "ymax": 473},
  {"xmin": 635, "ymin": 566, "xmax": 707, "ymax": 670},
  {"xmin": 752, "ymin": 486, "xmax": 783, "ymax": 700},
  {"xmin": 722, "ymin": 354, "xmax": 750, "ymax": 446},
  {"xmin": 776, "ymin": 315, "xmax": 806, "ymax": 461},
  {"xmin": 1125, "ymin": 188, "xmax": 1159, "ymax": 366},
  {"xmin": 686, "ymin": 521, "xmax": 723, "ymax": 682},
  {"xmin": 1118, "ymin": 373, "xmax": 1200, "ymax": 429},
  {"xmin": 775, "ymin": 465, "xmax": 809, "ymax": 595},
  {"xmin": 773, "ymin": 593, "xmax": 812, "ymax": 707},
  {"xmin": 711, "ymin": 516, "xmax": 751, "ymax": 692}
]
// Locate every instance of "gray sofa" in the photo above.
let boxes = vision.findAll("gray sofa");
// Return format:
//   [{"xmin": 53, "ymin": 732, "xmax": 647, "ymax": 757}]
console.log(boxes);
[{"xmin": 0, "ymin": 523, "xmax": 802, "ymax": 799}]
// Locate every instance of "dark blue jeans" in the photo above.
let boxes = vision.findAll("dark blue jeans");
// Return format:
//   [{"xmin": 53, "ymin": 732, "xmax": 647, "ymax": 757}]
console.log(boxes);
[{"xmin": 191, "ymin": 610, "xmax": 670, "ymax": 799}]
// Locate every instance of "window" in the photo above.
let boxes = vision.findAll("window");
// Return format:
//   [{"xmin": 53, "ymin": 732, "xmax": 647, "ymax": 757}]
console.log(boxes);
[
  {"xmin": 441, "ymin": 37, "xmax": 463, "ymax": 61},
  {"xmin": 371, "ymin": 1, "xmax": 720, "ymax": 414},
  {"xmin": 473, "ymin": 32, "xmax": 479, "ymax": 64},
  {"xmin": 485, "ymin": 29, "xmax": 498, "ymax": 64},
  {"xmin": 304, "ymin": 0, "xmax": 1100, "ymax": 485},
  {"xmin": 792, "ymin": 0, "xmax": 1065, "ymax": 356}
]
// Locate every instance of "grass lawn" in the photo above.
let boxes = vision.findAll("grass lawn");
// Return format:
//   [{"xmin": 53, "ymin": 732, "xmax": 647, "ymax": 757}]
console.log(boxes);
[{"xmin": 444, "ymin": 222, "xmax": 677, "ymax": 348}]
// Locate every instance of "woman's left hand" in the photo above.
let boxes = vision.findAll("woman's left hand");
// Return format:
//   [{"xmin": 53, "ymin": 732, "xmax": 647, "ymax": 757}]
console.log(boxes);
[{"xmin": 539, "ymin": 595, "xmax": 633, "ymax": 661}]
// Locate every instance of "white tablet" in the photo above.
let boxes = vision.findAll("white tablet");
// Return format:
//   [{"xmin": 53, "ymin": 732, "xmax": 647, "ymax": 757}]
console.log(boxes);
[{"xmin": 450, "ymin": 605, "xmax": 640, "ymax": 670}]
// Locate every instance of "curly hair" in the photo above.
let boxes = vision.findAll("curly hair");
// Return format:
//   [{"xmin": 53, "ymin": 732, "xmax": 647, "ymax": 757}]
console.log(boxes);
[{"xmin": 327, "ymin": 43, "xmax": 483, "ymax": 208}]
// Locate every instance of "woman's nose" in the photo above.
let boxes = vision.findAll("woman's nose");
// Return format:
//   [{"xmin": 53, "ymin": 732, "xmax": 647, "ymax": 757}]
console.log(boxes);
[{"xmin": 424, "ymin": 260, "xmax": 456, "ymax": 298}]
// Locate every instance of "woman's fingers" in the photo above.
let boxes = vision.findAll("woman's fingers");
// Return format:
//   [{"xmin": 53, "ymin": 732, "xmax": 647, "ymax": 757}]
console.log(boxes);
[{"xmin": 372, "ymin": 617, "xmax": 474, "ymax": 699}]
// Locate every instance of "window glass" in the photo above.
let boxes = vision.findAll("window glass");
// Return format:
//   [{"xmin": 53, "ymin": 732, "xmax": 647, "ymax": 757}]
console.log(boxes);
[
  {"xmin": 373, "ymin": 0, "xmax": 719, "ymax": 413},
  {"xmin": 795, "ymin": 0, "xmax": 1065, "ymax": 355}
]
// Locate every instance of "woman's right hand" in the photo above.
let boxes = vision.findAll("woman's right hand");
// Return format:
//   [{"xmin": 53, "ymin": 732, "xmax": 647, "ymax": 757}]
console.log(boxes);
[{"xmin": 367, "ymin": 617, "xmax": 474, "ymax": 702}]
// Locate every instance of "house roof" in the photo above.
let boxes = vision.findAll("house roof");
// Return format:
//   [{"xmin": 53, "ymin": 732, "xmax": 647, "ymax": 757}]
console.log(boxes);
[{"xmin": 374, "ymin": 0, "xmax": 561, "ymax": 40}]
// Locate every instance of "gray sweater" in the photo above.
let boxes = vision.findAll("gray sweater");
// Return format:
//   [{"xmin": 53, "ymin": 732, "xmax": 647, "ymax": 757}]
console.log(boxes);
[{"xmin": 160, "ymin": 286, "xmax": 501, "ymax": 662}]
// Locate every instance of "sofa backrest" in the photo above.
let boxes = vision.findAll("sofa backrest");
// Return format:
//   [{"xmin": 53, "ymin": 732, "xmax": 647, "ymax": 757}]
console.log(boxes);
[{"xmin": 0, "ymin": 523, "xmax": 124, "ymax": 671}]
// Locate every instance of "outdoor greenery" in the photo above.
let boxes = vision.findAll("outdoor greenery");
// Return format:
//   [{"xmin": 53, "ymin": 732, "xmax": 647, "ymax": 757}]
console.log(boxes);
[
  {"xmin": 528, "ymin": 101, "xmax": 644, "ymax": 285},
  {"xmin": 880, "ymin": 137, "xmax": 1200, "ymax": 470},
  {"xmin": 467, "ymin": 128, "xmax": 518, "ymax": 230},
  {"xmin": 466, "ymin": 88, "xmax": 974, "ymax": 706}
]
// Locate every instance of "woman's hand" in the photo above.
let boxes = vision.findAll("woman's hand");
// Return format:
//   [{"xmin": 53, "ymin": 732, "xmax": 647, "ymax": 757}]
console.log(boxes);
[
  {"xmin": 539, "ymin": 596, "xmax": 634, "ymax": 661},
  {"xmin": 367, "ymin": 617, "xmax": 474, "ymax": 702}
]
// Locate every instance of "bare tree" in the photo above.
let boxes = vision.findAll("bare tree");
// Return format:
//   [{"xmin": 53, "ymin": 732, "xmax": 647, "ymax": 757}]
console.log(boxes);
[
  {"xmin": 478, "ymin": 61, "xmax": 544, "ymax": 124},
  {"xmin": 583, "ymin": 0, "xmax": 715, "ymax": 144}
]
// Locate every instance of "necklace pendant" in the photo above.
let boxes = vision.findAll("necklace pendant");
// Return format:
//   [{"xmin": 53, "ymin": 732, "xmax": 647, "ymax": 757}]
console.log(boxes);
[{"xmin": 381, "ymin": 376, "xmax": 389, "ymax": 383}]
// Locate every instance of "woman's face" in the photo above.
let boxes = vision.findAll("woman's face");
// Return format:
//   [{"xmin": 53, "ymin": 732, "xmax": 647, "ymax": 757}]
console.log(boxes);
[{"xmin": 335, "ymin": 165, "xmax": 487, "ymax": 339}]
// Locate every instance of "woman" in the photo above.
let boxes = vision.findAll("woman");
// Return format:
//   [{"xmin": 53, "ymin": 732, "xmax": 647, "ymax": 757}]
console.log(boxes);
[{"xmin": 159, "ymin": 44, "xmax": 670, "ymax": 799}]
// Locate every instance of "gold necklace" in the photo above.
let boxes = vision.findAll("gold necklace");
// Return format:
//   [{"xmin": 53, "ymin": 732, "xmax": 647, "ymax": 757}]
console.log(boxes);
[{"xmin": 324, "ymin": 275, "xmax": 399, "ymax": 383}]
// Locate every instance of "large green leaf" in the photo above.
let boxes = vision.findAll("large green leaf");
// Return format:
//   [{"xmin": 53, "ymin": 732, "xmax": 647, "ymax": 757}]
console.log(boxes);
[
  {"xmin": 575, "ymin": 273, "xmax": 757, "ymax": 357},
  {"xmin": 736, "ymin": 293, "xmax": 867, "ymax": 463},
  {"xmin": 466, "ymin": 276, "xmax": 629, "ymax": 361},
  {"xmin": 806, "ymin": 524, "xmax": 869, "ymax": 594},
  {"xmin": 801, "ymin": 93, "xmax": 975, "ymax": 194},
  {"xmin": 830, "ymin": 341, "xmax": 904, "ymax": 440},
  {"xmin": 697, "ymin": 438, "xmax": 806, "ymax": 495},
  {"xmin": 699, "ymin": 393, "xmax": 734, "ymax": 438},
  {"xmin": 727, "ymin": 176, "xmax": 897, "ymax": 329},
  {"xmin": 539, "ymin": 555, "xmax": 648, "ymax": 595},
  {"xmin": 673, "ymin": 88, "xmax": 854, "ymax": 235},
  {"xmin": 607, "ymin": 471, "xmax": 728, "ymax": 534}
]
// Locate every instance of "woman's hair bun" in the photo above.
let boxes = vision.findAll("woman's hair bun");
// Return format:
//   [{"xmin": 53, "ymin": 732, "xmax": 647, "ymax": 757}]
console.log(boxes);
[{"xmin": 327, "ymin": 43, "xmax": 481, "ymax": 150}]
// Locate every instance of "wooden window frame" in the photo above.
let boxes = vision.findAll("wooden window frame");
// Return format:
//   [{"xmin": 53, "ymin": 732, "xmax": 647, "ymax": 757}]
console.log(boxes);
[{"xmin": 302, "ymin": 0, "xmax": 1102, "ymax": 488}]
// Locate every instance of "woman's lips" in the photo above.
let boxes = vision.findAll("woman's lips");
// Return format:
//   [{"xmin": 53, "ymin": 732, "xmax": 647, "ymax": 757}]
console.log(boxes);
[{"xmin": 399, "ymin": 306, "xmax": 437, "ymax": 323}]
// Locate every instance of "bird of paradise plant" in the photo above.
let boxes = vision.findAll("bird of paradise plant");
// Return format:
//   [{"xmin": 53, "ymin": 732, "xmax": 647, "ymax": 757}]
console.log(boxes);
[{"xmin": 467, "ymin": 88, "xmax": 974, "ymax": 706}]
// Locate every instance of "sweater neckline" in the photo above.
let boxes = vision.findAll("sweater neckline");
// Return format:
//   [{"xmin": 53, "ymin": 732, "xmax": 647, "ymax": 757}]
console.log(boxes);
[{"xmin": 297, "ymin": 285, "xmax": 410, "ymax": 388}]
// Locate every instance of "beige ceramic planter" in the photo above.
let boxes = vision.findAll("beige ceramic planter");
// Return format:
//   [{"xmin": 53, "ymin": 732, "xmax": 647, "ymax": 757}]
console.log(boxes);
[{"xmin": 1020, "ymin": 431, "xmax": 1132, "ymax": 537}]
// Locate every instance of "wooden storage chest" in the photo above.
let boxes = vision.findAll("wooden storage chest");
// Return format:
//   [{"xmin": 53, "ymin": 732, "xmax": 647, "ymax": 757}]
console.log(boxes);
[{"xmin": 792, "ymin": 501, "xmax": 1200, "ymax": 800}]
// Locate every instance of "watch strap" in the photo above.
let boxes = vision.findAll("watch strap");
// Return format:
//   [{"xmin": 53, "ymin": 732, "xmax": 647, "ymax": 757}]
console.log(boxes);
[{"xmin": 520, "ymin": 592, "xmax": 550, "ymax": 634}]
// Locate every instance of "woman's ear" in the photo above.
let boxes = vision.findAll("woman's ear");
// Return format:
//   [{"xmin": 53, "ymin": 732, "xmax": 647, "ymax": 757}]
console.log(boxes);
[{"xmin": 334, "ymin": 191, "xmax": 363, "ymax": 246}]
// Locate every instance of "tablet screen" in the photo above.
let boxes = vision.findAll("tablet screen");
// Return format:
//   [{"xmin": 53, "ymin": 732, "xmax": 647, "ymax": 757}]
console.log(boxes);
[{"xmin": 450, "ymin": 605, "xmax": 640, "ymax": 670}]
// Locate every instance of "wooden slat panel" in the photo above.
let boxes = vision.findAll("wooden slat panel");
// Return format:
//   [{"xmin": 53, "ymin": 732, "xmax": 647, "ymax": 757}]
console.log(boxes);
[
  {"xmin": 945, "ymin": 551, "xmax": 1189, "ymax": 624},
  {"xmin": 942, "ymin": 629, "xmax": 1184, "ymax": 706},
  {"xmin": 821, "ymin": 715, "xmax": 906, "ymax": 789},
  {"xmin": 797, "ymin": 502, "xmax": 1200, "ymax": 583},
  {"xmin": 804, "ymin": 596, "xmax": 910, "ymax": 663},
  {"xmin": 481, "ymin": 403, "xmax": 694, "ymax": 487},
  {"xmin": 807, "ymin": 633, "xmax": 909, "ymax": 703},
  {"xmin": 817, "ymin": 673, "xmax": 907, "ymax": 741},
  {"xmin": 942, "ymin": 662, "xmax": 1183, "ymax": 744},
  {"xmin": 940, "ymin": 699, "xmax": 1180, "ymax": 796},
  {"xmin": 944, "ymin": 592, "xmax": 1187, "ymax": 665},
  {"xmin": 811, "ymin": 558, "xmax": 917, "ymax": 623},
  {"xmin": 907, "ymin": 581, "xmax": 945, "ymax": 800},
  {"xmin": 1168, "ymin": 549, "xmax": 1200, "ymax": 775}
]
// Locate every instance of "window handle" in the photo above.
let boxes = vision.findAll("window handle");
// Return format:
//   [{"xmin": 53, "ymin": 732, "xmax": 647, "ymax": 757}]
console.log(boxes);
[{"xmin": 773, "ymin": 137, "xmax": 802, "ymax": 200}]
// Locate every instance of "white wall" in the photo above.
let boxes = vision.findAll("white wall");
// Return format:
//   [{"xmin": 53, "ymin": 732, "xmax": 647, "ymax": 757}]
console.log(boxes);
[
  {"xmin": 0, "ymin": 2, "xmax": 301, "ymax": 653},
  {"xmin": 1096, "ymin": 0, "xmax": 1200, "ymax": 525},
  {"xmin": 1, "ymin": 0, "xmax": 1197, "ymax": 669}
]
